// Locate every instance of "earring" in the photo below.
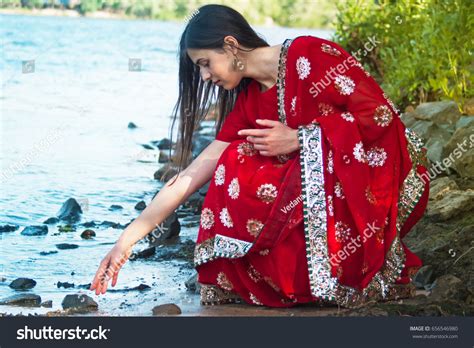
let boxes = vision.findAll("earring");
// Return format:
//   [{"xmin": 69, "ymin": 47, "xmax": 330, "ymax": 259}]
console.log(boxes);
[{"xmin": 232, "ymin": 55, "xmax": 245, "ymax": 71}]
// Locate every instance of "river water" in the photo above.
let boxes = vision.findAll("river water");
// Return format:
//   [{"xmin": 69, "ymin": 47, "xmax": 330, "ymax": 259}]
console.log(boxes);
[{"xmin": 0, "ymin": 13, "xmax": 333, "ymax": 316}]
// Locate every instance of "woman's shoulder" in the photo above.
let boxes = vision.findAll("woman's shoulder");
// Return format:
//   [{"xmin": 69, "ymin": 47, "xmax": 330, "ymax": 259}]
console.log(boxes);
[{"xmin": 290, "ymin": 35, "xmax": 349, "ymax": 57}]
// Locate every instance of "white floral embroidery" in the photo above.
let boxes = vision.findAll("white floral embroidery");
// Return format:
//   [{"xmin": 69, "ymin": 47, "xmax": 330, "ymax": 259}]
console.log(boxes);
[
  {"xmin": 217, "ymin": 272, "xmax": 233, "ymax": 291},
  {"xmin": 246, "ymin": 218, "xmax": 264, "ymax": 237},
  {"xmin": 296, "ymin": 56, "xmax": 311, "ymax": 80},
  {"xmin": 335, "ymin": 221, "xmax": 351, "ymax": 243},
  {"xmin": 247, "ymin": 265, "xmax": 262, "ymax": 283},
  {"xmin": 334, "ymin": 74, "xmax": 355, "ymax": 95},
  {"xmin": 373, "ymin": 105, "xmax": 393, "ymax": 127},
  {"xmin": 237, "ymin": 142, "xmax": 257, "ymax": 163},
  {"xmin": 256, "ymin": 183, "xmax": 278, "ymax": 204},
  {"xmin": 219, "ymin": 207, "xmax": 233, "ymax": 228},
  {"xmin": 366, "ymin": 147, "xmax": 387, "ymax": 167},
  {"xmin": 341, "ymin": 112, "xmax": 355, "ymax": 122},
  {"xmin": 214, "ymin": 164, "xmax": 225, "ymax": 186},
  {"xmin": 318, "ymin": 102, "xmax": 334, "ymax": 116},
  {"xmin": 353, "ymin": 141, "xmax": 366, "ymax": 163},
  {"xmin": 327, "ymin": 150, "xmax": 334, "ymax": 173},
  {"xmin": 290, "ymin": 96, "xmax": 297, "ymax": 115},
  {"xmin": 259, "ymin": 249, "xmax": 270, "ymax": 256},
  {"xmin": 334, "ymin": 182, "xmax": 345, "ymax": 199},
  {"xmin": 382, "ymin": 92, "xmax": 400, "ymax": 114},
  {"xmin": 200, "ymin": 208, "xmax": 215, "ymax": 230},
  {"xmin": 227, "ymin": 178, "xmax": 240, "ymax": 199},
  {"xmin": 321, "ymin": 43, "xmax": 341, "ymax": 56},
  {"xmin": 327, "ymin": 195, "xmax": 334, "ymax": 216},
  {"xmin": 249, "ymin": 292, "xmax": 263, "ymax": 305}
]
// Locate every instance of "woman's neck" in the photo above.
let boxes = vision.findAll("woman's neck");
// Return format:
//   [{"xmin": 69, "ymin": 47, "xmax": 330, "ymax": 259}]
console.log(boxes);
[{"xmin": 242, "ymin": 44, "xmax": 282, "ymax": 91}]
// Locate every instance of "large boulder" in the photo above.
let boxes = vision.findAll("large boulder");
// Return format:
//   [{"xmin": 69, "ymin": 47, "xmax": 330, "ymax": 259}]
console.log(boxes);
[
  {"xmin": 61, "ymin": 294, "xmax": 98, "ymax": 312},
  {"xmin": 0, "ymin": 294, "xmax": 41, "ymax": 307},
  {"xmin": 21, "ymin": 225, "xmax": 48, "ymax": 236},
  {"xmin": 441, "ymin": 121, "xmax": 474, "ymax": 178},
  {"xmin": 152, "ymin": 303, "xmax": 181, "ymax": 316},
  {"xmin": 9, "ymin": 277, "xmax": 37, "ymax": 290},
  {"xmin": 414, "ymin": 100, "xmax": 462, "ymax": 126},
  {"xmin": 56, "ymin": 198, "xmax": 83, "ymax": 223}
]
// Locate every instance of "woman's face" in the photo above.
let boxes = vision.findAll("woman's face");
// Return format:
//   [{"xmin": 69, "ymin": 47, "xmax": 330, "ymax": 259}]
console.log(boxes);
[{"xmin": 187, "ymin": 47, "xmax": 241, "ymax": 90}]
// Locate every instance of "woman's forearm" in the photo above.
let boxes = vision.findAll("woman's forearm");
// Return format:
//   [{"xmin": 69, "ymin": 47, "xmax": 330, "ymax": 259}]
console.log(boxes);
[{"xmin": 115, "ymin": 139, "xmax": 230, "ymax": 249}]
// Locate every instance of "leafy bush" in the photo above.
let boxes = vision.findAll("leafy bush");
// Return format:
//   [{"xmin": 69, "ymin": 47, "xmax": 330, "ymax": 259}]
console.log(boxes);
[{"xmin": 333, "ymin": 0, "xmax": 473, "ymax": 112}]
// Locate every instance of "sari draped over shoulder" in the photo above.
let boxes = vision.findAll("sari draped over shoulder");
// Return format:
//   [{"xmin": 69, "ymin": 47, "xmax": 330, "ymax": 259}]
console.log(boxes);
[{"xmin": 194, "ymin": 36, "xmax": 429, "ymax": 308}]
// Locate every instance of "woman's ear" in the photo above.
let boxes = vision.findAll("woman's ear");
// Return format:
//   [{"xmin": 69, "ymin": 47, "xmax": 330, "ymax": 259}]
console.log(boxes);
[{"xmin": 223, "ymin": 35, "xmax": 239, "ymax": 55}]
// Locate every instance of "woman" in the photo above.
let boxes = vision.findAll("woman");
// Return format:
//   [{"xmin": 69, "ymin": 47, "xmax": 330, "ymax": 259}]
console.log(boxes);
[{"xmin": 90, "ymin": 4, "xmax": 429, "ymax": 309}]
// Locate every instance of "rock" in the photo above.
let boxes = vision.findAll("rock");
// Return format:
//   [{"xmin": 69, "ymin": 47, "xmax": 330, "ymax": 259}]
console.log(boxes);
[
  {"xmin": 41, "ymin": 300, "xmax": 53, "ymax": 308},
  {"xmin": 56, "ymin": 243, "xmax": 79, "ymax": 250},
  {"xmin": 463, "ymin": 97, "xmax": 474, "ymax": 115},
  {"xmin": 0, "ymin": 224, "xmax": 19, "ymax": 233},
  {"xmin": 135, "ymin": 201, "xmax": 146, "ymax": 210},
  {"xmin": 456, "ymin": 115, "xmax": 474, "ymax": 129},
  {"xmin": 141, "ymin": 143, "xmax": 154, "ymax": 150},
  {"xmin": 154, "ymin": 164, "xmax": 178, "ymax": 182},
  {"xmin": 154, "ymin": 138, "xmax": 172, "ymax": 150},
  {"xmin": 185, "ymin": 272, "xmax": 201, "ymax": 293},
  {"xmin": 441, "ymin": 123, "xmax": 474, "ymax": 178},
  {"xmin": 57, "ymin": 281, "xmax": 75, "ymax": 289},
  {"xmin": 426, "ymin": 190, "xmax": 474, "ymax": 221},
  {"xmin": 82, "ymin": 221, "xmax": 97, "ymax": 228},
  {"xmin": 61, "ymin": 294, "xmax": 98, "ymax": 312},
  {"xmin": 56, "ymin": 198, "xmax": 83, "ymax": 223},
  {"xmin": 414, "ymin": 100, "xmax": 462, "ymax": 126},
  {"xmin": 128, "ymin": 122, "xmax": 137, "ymax": 129},
  {"xmin": 182, "ymin": 191, "xmax": 204, "ymax": 214},
  {"xmin": 152, "ymin": 303, "xmax": 181, "ymax": 316},
  {"xmin": 429, "ymin": 177, "xmax": 459, "ymax": 201},
  {"xmin": 80, "ymin": 229, "xmax": 96, "ymax": 239},
  {"xmin": 39, "ymin": 250, "xmax": 58, "ymax": 256},
  {"xmin": 109, "ymin": 204, "xmax": 123, "ymax": 211},
  {"xmin": 21, "ymin": 225, "xmax": 48, "ymax": 236},
  {"xmin": 58, "ymin": 224, "xmax": 75, "ymax": 232},
  {"xmin": 43, "ymin": 217, "xmax": 59, "ymax": 224},
  {"xmin": 129, "ymin": 247, "xmax": 156, "ymax": 261},
  {"xmin": 413, "ymin": 265, "xmax": 434, "ymax": 289},
  {"xmin": 100, "ymin": 221, "xmax": 123, "ymax": 229},
  {"xmin": 429, "ymin": 275, "xmax": 471, "ymax": 302},
  {"xmin": 0, "ymin": 294, "xmax": 41, "ymax": 307},
  {"xmin": 198, "ymin": 181, "xmax": 211, "ymax": 196},
  {"xmin": 9, "ymin": 277, "xmax": 37, "ymax": 290},
  {"xmin": 159, "ymin": 150, "xmax": 170, "ymax": 163},
  {"xmin": 400, "ymin": 111, "xmax": 418, "ymax": 128},
  {"xmin": 192, "ymin": 134, "xmax": 213, "ymax": 158},
  {"xmin": 154, "ymin": 239, "xmax": 195, "ymax": 265},
  {"xmin": 147, "ymin": 212, "xmax": 180, "ymax": 246}
]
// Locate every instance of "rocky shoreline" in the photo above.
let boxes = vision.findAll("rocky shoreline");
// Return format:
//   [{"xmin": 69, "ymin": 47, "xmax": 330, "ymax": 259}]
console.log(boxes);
[{"xmin": 1, "ymin": 99, "xmax": 473, "ymax": 316}]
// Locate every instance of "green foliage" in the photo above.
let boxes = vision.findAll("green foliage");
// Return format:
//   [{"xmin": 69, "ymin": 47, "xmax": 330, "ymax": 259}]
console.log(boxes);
[
  {"xmin": 3, "ymin": 0, "xmax": 338, "ymax": 29},
  {"xmin": 333, "ymin": 0, "xmax": 474, "ymax": 112}
]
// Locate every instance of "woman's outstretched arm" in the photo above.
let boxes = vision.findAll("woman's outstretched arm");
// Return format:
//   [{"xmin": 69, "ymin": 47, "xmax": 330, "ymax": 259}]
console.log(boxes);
[
  {"xmin": 90, "ymin": 139, "xmax": 230, "ymax": 295},
  {"xmin": 117, "ymin": 139, "xmax": 230, "ymax": 248}
]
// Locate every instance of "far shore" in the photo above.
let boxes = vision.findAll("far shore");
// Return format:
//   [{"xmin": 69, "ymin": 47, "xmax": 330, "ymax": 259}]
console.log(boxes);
[{"xmin": 0, "ymin": 7, "xmax": 160, "ymax": 21}]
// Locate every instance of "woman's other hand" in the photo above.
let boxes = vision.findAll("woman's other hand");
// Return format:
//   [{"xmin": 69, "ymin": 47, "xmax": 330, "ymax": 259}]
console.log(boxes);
[
  {"xmin": 237, "ymin": 119, "xmax": 299, "ymax": 157},
  {"xmin": 89, "ymin": 241, "xmax": 133, "ymax": 295}
]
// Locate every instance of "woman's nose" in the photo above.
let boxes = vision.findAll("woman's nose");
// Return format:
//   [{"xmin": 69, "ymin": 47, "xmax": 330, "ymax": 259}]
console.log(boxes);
[{"xmin": 200, "ymin": 69, "xmax": 211, "ymax": 81}]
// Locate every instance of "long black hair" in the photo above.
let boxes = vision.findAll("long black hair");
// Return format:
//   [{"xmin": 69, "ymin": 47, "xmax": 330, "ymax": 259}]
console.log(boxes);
[{"xmin": 166, "ymin": 4, "xmax": 269, "ymax": 186}]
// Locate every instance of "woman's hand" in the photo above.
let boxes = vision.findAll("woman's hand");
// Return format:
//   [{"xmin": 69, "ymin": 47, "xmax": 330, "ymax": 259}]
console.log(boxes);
[
  {"xmin": 238, "ymin": 119, "xmax": 299, "ymax": 157},
  {"xmin": 89, "ymin": 241, "xmax": 133, "ymax": 295}
]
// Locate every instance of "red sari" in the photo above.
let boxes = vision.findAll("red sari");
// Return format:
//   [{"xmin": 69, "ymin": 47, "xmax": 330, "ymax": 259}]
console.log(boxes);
[{"xmin": 194, "ymin": 36, "xmax": 429, "ymax": 308}]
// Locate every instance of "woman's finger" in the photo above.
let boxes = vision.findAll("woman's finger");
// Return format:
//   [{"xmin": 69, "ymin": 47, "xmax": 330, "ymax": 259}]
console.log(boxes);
[{"xmin": 112, "ymin": 271, "xmax": 119, "ymax": 287}]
